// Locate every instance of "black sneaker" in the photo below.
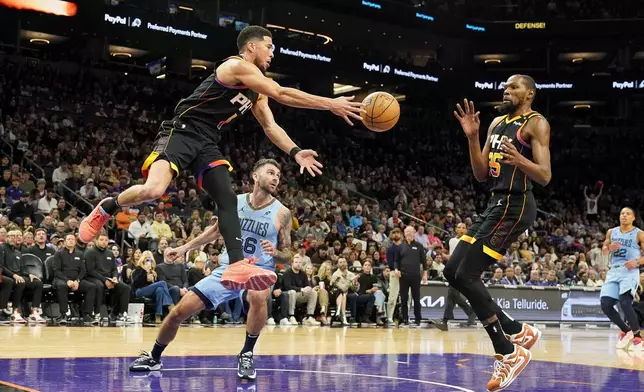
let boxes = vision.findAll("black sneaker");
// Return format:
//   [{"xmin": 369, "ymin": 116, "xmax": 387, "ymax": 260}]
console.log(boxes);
[
  {"xmin": 83, "ymin": 314, "xmax": 99, "ymax": 325},
  {"xmin": 467, "ymin": 313, "xmax": 477, "ymax": 326},
  {"xmin": 237, "ymin": 352, "xmax": 256, "ymax": 380},
  {"xmin": 0, "ymin": 313, "xmax": 10, "ymax": 324},
  {"xmin": 55, "ymin": 316, "xmax": 68, "ymax": 325},
  {"xmin": 430, "ymin": 319, "xmax": 448, "ymax": 331},
  {"xmin": 130, "ymin": 351, "xmax": 163, "ymax": 372}
]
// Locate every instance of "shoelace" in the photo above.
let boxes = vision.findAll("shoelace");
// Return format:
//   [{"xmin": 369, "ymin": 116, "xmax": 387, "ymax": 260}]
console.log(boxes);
[
  {"xmin": 88, "ymin": 209, "xmax": 107, "ymax": 228},
  {"xmin": 491, "ymin": 359, "xmax": 511, "ymax": 380},
  {"xmin": 239, "ymin": 355, "xmax": 253, "ymax": 369},
  {"xmin": 138, "ymin": 350, "xmax": 153, "ymax": 360}
]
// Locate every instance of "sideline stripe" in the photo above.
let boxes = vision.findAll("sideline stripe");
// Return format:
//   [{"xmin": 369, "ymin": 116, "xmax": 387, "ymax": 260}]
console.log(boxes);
[
  {"xmin": 160, "ymin": 367, "xmax": 475, "ymax": 392},
  {"xmin": 0, "ymin": 380, "xmax": 39, "ymax": 392}
]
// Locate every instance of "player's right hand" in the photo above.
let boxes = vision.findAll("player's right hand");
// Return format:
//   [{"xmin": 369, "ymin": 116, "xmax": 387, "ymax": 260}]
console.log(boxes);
[
  {"xmin": 330, "ymin": 96, "xmax": 366, "ymax": 126},
  {"xmin": 609, "ymin": 241, "xmax": 622, "ymax": 252},
  {"xmin": 294, "ymin": 149, "xmax": 323, "ymax": 177},
  {"xmin": 164, "ymin": 246, "xmax": 186, "ymax": 262},
  {"xmin": 453, "ymin": 98, "xmax": 480, "ymax": 138}
]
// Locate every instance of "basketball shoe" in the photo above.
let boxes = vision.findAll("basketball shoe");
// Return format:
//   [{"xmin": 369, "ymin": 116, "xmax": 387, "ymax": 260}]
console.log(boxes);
[
  {"xmin": 237, "ymin": 352, "xmax": 257, "ymax": 380},
  {"xmin": 221, "ymin": 261, "xmax": 277, "ymax": 291},
  {"xmin": 616, "ymin": 331, "xmax": 634, "ymax": 350},
  {"xmin": 78, "ymin": 198, "xmax": 113, "ymax": 243},
  {"xmin": 130, "ymin": 351, "xmax": 162, "ymax": 372},
  {"xmin": 628, "ymin": 336, "xmax": 642, "ymax": 353},
  {"xmin": 486, "ymin": 344, "xmax": 532, "ymax": 392},
  {"xmin": 505, "ymin": 323, "xmax": 542, "ymax": 350}
]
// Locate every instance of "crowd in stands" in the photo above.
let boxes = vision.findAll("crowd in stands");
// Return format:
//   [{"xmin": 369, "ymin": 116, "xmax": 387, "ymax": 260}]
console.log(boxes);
[{"xmin": 0, "ymin": 52, "xmax": 643, "ymax": 326}]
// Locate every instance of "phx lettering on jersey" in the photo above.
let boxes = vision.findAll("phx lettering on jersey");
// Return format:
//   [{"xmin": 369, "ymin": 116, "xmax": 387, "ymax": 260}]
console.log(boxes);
[
  {"xmin": 240, "ymin": 217, "xmax": 269, "ymax": 237},
  {"xmin": 230, "ymin": 93, "xmax": 253, "ymax": 114}
]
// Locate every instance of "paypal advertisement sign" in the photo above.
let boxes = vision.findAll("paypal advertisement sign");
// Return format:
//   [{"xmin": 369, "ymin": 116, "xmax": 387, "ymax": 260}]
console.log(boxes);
[
  {"xmin": 362, "ymin": 62, "xmax": 438, "ymax": 83},
  {"xmin": 103, "ymin": 13, "xmax": 208, "ymax": 40}
]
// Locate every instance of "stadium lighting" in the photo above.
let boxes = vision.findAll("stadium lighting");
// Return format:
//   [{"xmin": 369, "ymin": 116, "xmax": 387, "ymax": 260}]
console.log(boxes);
[
  {"xmin": 573, "ymin": 104, "xmax": 591, "ymax": 109},
  {"xmin": 29, "ymin": 38, "xmax": 50, "ymax": 44},
  {"xmin": 111, "ymin": 52, "xmax": 132, "ymax": 58},
  {"xmin": 191, "ymin": 64, "xmax": 207, "ymax": 70},
  {"xmin": 178, "ymin": 6, "xmax": 193, "ymax": 11},
  {"xmin": 572, "ymin": 57, "xmax": 584, "ymax": 63},
  {"xmin": 484, "ymin": 59, "xmax": 501, "ymax": 64}
]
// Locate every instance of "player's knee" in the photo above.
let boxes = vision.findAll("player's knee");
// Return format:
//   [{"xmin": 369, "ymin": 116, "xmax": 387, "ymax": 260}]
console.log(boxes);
[
  {"xmin": 618, "ymin": 293, "xmax": 634, "ymax": 308},
  {"xmin": 600, "ymin": 296, "xmax": 617, "ymax": 312},
  {"xmin": 443, "ymin": 265, "xmax": 456, "ymax": 283},
  {"xmin": 248, "ymin": 289, "xmax": 269, "ymax": 306},
  {"xmin": 167, "ymin": 304, "xmax": 188, "ymax": 325},
  {"xmin": 141, "ymin": 180, "xmax": 169, "ymax": 201}
]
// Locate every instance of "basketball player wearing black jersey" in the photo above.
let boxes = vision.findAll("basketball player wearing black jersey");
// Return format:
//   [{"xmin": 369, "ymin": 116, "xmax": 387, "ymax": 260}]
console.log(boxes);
[
  {"xmin": 448, "ymin": 75, "xmax": 551, "ymax": 392},
  {"xmin": 79, "ymin": 26, "xmax": 363, "ymax": 291}
]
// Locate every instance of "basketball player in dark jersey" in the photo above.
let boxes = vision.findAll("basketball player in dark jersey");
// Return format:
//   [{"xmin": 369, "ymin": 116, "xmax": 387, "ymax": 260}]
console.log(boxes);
[
  {"xmin": 78, "ymin": 26, "xmax": 363, "ymax": 292},
  {"xmin": 449, "ymin": 74, "xmax": 551, "ymax": 391}
]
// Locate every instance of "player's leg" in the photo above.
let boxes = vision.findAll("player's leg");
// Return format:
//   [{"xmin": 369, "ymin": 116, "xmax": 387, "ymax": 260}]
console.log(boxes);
[
  {"xmin": 238, "ymin": 289, "xmax": 270, "ymax": 380},
  {"xmin": 195, "ymin": 151, "xmax": 276, "ymax": 291},
  {"xmin": 79, "ymin": 121, "xmax": 193, "ymax": 243},
  {"xmin": 618, "ymin": 276, "xmax": 642, "ymax": 349},
  {"xmin": 398, "ymin": 277, "xmax": 411, "ymax": 325}
]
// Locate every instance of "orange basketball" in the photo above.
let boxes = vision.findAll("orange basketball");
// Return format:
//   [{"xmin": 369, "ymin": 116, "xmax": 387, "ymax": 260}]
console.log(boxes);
[{"xmin": 361, "ymin": 91, "xmax": 400, "ymax": 132}]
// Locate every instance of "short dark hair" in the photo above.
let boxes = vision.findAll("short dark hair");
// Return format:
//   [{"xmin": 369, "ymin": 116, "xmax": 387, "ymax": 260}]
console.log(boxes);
[
  {"xmin": 253, "ymin": 158, "xmax": 280, "ymax": 173},
  {"xmin": 622, "ymin": 206, "xmax": 636, "ymax": 217},
  {"xmin": 34, "ymin": 228, "xmax": 47, "ymax": 236},
  {"xmin": 237, "ymin": 26, "xmax": 272, "ymax": 52},
  {"xmin": 517, "ymin": 74, "xmax": 536, "ymax": 97}
]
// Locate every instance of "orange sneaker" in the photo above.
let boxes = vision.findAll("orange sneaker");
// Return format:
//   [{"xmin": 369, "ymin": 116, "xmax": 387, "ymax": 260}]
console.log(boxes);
[
  {"xmin": 78, "ymin": 198, "xmax": 113, "ymax": 243},
  {"xmin": 486, "ymin": 344, "xmax": 532, "ymax": 392},
  {"xmin": 506, "ymin": 323, "xmax": 542, "ymax": 350},
  {"xmin": 221, "ymin": 261, "xmax": 277, "ymax": 291}
]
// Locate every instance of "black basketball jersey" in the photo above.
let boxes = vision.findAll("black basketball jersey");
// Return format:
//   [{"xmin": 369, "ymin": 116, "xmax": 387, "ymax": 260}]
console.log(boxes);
[
  {"xmin": 487, "ymin": 111, "xmax": 542, "ymax": 194},
  {"xmin": 174, "ymin": 56, "xmax": 260, "ymax": 132}
]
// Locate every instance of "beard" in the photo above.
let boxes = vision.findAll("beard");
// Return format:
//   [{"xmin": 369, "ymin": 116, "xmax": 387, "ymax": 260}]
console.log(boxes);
[{"xmin": 497, "ymin": 100, "xmax": 517, "ymax": 114}]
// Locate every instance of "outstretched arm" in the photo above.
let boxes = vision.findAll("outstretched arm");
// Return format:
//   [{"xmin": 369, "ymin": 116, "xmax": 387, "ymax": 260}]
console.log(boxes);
[
  {"xmin": 232, "ymin": 61, "xmax": 363, "ymax": 125},
  {"xmin": 252, "ymin": 97, "xmax": 323, "ymax": 177}
]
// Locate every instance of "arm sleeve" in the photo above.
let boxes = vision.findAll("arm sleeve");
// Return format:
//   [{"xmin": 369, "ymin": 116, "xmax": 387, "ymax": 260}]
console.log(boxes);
[
  {"xmin": 156, "ymin": 265, "xmax": 166, "ymax": 282},
  {"xmin": 0, "ymin": 247, "xmax": 15, "ymax": 277},
  {"xmin": 110, "ymin": 259, "xmax": 117, "ymax": 280},
  {"xmin": 53, "ymin": 251, "xmax": 68, "ymax": 281}
]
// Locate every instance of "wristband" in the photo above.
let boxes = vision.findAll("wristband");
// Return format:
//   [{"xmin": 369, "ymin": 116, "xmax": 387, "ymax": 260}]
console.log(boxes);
[{"xmin": 289, "ymin": 146, "xmax": 302, "ymax": 159}]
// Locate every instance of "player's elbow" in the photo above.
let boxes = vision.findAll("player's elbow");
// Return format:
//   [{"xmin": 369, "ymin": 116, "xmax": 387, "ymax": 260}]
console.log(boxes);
[
  {"xmin": 538, "ymin": 170, "xmax": 552, "ymax": 186},
  {"xmin": 474, "ymin": 171, "xmax": 488, "ymax": 183}
]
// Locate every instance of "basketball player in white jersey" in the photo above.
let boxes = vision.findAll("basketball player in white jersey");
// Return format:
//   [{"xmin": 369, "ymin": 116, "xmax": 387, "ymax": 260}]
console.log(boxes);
[{"xmin": 130, "ymin": 159, "xmax": 292, "ymax": 380}]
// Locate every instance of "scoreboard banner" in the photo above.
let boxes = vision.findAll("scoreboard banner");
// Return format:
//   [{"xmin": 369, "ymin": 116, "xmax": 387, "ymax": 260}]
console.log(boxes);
[{"xmin": 415, "ymin": 283, "xmax": 608, "ymax": 322}]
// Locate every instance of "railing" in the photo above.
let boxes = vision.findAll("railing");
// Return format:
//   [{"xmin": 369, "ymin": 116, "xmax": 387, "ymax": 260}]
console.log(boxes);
[
  {"xmin": 20, "ymin": 155, "xmax": 94, "ymax": 215},
  {"xmin": 0, "ymin": 137, "xmax": 13, "ymax": 162}
]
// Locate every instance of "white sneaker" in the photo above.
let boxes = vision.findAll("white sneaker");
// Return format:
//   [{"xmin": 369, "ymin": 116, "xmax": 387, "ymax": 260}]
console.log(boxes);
[
  {"xmin": 320, "ymin": 317, "xmax": 330, "ymax": 326},
  {"xmin": 266, "ymin": 318, "xmax": 276, "ymax": 326},
  {"xmin": 11, "ymin": 313, "xmax": 26, "ymax": 324},
  {"xmin": 303, "ymin": 317, "xmax": 320, "ymax": 326},
  {"xmin": 29, "ymin": 313, "xmax": 46, "ymax": 324},
  {"xmin": 288, "ymin": 316, "xmax": 298, "ymax": 325},
  {"xmin": 617, "ymin": 331, "xmax": 634, "ymax": 350},
  {"xmin": 279, "ymin": 318, "xmax": 292, "ymax": 326},
  {"xmin": 118, "ymin": 313, "xmax": 134, "ymax": 324}
]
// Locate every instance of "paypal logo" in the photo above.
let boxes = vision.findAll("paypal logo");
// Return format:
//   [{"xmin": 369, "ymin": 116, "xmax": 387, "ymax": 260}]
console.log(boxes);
[
  {"xmin": 474, "ymin": 81, "xmax": 495, "ymax": 90},
  {"xmin": 361, "ymin": 0, "xmax": 381, "ymax": 9},
  {"xmin": 415, "ymin": 13, "xmax": 435, "ymax": 21},
  {"xmin": 466, "ymin": 24, "xmax": 486, "ymax": 32}
]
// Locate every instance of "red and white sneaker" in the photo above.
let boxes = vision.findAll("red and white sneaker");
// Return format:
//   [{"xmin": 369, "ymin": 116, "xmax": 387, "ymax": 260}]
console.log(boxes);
[
  {"xmin": 617, "ymin": 331, "xmax": 634, "ymax": 350},
  {"xmin": 79, "ymin": 198, "xmax": 113, "ymax": 243},
  {"xmin": 506, "ymin": 323, "xmax": 542, "ymax": 350},
  {"xmin": 221, "ymin": 261, "xmax": 277, "ymax": 291},
  {"xmin": 628, "ymin": 336, "xmax": 642, "ymax": 353},
  {"xmin": 486, "ymin": 344, "xmax": 532, "ymax": 392}
]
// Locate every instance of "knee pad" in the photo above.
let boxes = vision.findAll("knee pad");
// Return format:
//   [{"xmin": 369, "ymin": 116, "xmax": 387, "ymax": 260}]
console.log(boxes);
[
  {"xmin": 600, "ymin": 296, "xmax": 618, "ymax": 312},
  {"xmin": 619, "ymin": 293, "xmax": 634, "ymax": 308}
]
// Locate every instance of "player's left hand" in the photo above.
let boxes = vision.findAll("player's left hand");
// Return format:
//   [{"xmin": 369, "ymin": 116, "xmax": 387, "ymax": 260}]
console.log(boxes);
[
  {"xmin": 295, "ymin": 149, "xmax": 323, "ymax": 177},
  {"xmin": 499, "ymin": 139, "xmax": 524, "ymax": 166},
  {"xmin": 624, "ymin": 259, "xmax": 638, "ymax": 270},
  {"xmin": 260, "ymin": 240, "xmax": 276, "ymax": 256}
]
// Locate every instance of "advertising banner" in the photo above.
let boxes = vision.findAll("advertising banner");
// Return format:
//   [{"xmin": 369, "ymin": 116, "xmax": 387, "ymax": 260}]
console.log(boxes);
[{"xmin": 416, "ymin": 284, "xmax": 608, "ymax": 322}]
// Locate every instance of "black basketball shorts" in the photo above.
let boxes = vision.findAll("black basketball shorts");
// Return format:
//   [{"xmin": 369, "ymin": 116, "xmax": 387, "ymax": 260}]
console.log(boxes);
[
  {"xmin": 141, "ymin": 119, "xmax": 232, "ymax": 189},
  {"xmin": 460, "ymin": 192, "xmax": 537, "ymax": 261}
]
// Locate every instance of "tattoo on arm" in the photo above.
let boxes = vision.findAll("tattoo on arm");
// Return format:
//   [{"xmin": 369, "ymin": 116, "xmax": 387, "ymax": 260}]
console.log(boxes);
[{"xmin": 275, "ymin": 207, "xmax": 293, "ymax": 262}]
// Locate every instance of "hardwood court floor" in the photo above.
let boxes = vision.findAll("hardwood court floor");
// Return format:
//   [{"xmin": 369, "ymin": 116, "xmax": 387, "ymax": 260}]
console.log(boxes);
[{"xmin": 0, "ymin": 324, "xmax": 642, "ymax": 391}]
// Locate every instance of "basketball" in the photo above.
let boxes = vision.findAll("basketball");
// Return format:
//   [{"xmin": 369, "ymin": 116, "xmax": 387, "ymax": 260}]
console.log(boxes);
[{"xmin": 361, "ymin": 91, "xmax": 400, "ymax": 132}]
